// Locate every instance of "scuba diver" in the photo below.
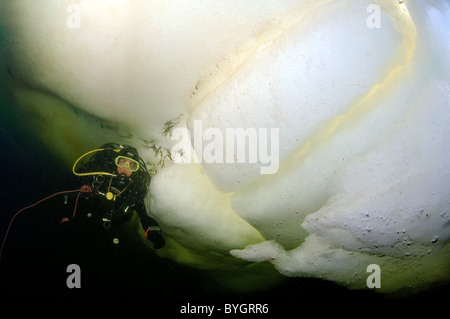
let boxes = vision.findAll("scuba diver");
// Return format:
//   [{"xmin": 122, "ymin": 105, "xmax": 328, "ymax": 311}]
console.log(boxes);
[{"xmin": 70, "ymin": 143, "xmax": 165, "ymax": 249}]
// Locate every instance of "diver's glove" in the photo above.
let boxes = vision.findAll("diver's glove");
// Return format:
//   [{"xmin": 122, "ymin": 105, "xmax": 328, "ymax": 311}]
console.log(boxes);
[
  {"xmin": 145, "ymin": 226, "xmax": 165, "ymax": 249},
  {"xmin": 140, "ymin": 215, "xmax": 165, "ymax": 249}
]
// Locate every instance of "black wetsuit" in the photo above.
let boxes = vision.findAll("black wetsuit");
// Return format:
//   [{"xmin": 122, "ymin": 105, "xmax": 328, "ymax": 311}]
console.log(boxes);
[{"xmin": 73, "ymin": 144, "xmax": 165, "ymax": 249}]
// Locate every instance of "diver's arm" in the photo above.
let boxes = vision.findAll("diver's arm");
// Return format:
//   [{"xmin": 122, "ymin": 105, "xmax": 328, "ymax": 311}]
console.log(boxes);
[
  {"xmin": 134, "ymin": 199, "xmax": 165, "ymax": 249},
  {"xmin": 134, "ymin": 200, "xmax": 158, "ymax": 229}
]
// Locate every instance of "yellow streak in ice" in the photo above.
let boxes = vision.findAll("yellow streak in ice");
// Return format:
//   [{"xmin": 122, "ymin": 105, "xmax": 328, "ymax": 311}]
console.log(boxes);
[{"xmin": 276, "ymin": 2, "xmax": 417, "ymax": 175}]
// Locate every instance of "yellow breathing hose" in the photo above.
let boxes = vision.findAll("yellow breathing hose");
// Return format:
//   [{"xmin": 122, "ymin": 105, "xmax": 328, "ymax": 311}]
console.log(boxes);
[{"xmin": 72, "ymin": 148, "xmax": 119, "ymax": 177}]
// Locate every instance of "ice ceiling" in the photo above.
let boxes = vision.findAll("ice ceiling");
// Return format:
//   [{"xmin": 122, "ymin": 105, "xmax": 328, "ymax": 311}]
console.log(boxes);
[{"xmin": 0, "ymin": 0, "xmax": 449, "ymax": 293}]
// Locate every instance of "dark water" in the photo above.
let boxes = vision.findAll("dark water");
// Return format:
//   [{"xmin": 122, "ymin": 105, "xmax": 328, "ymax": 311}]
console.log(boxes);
[{"xmin": 0, "ymin": 102, "xmax": 447, "ymax": 314}]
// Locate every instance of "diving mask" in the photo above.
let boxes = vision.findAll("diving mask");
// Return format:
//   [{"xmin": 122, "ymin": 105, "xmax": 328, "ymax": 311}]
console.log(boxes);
[{"xmin": 115, "ymin": 156, "xmax": 140, "ymax": 172}]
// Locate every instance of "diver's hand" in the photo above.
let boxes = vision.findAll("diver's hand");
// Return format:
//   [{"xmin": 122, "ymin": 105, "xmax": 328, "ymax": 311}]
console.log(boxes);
[{"xmin": 145, "ymin": 226, "xmax": 165, "ymax": 249}]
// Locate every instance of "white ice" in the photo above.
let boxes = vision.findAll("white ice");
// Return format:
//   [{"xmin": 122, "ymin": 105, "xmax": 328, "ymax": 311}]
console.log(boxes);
[{"xmin": 1, "ymin": 0, "xmax": 449, "ymax": 292}]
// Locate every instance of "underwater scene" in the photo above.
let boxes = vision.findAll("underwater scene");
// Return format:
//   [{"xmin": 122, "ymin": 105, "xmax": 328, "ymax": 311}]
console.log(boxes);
[{"xmin": 0, "ymin": 0, "xmax": 449, "ymax": 313}]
